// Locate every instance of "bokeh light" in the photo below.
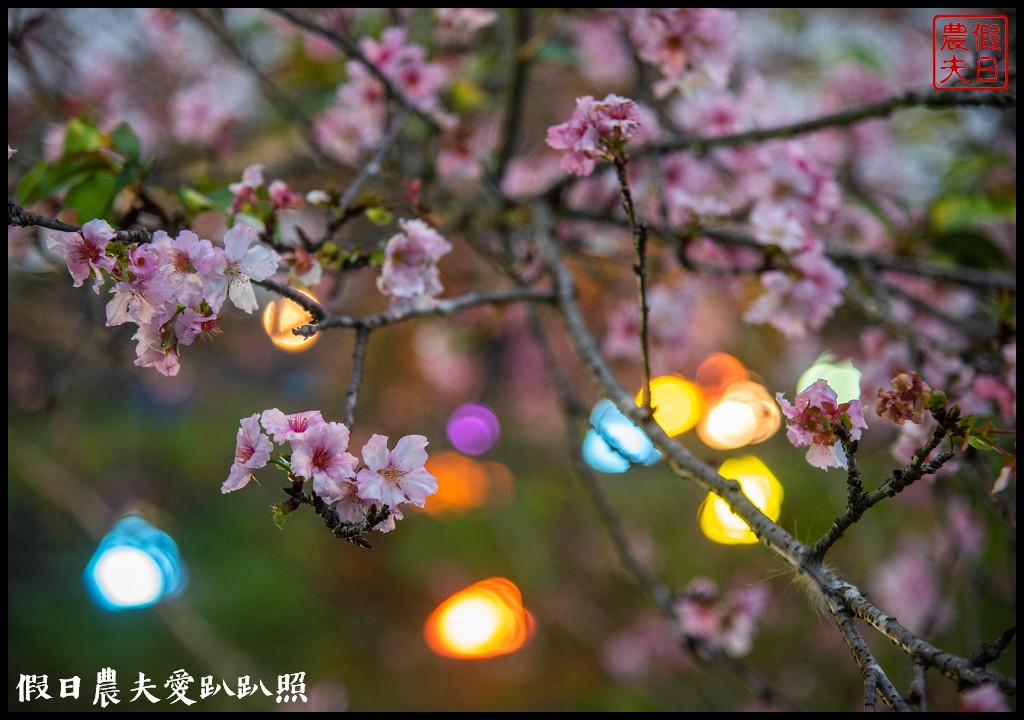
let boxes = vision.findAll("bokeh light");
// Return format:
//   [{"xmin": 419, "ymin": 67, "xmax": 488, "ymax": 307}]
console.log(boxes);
[
  {"xmin": 424, "ymin": 578, "xmax": 535, "ymax": 659},
  {"xmin": 262, "ymin": 289, "xmax": 321, "ymax": 352},
  {"xmin": 636, "ymin": 375, "xmax": 704, "ymax": 436},
  {"xmin": 697, "ymin": 381, "xmax": 781, "ymax": 450},
  {"xmin": 446, "ymin": 403, "xmax": 501, "ymax": 456},
  {"xmin": 424, "ymin": 450, "xmax": 515, "ymax": 515},
  {"xmin": 695, "ymin": 352, "xmax": 749, "ymax": 401},
  {"xmin": 583, "ymin": 399, "xmax": 661, "ymax": 473},
  {"xmin": 698, "ymin": 457, "xmax": 783, "ymax": 545},
  {"xmin": 797, "ymin": 353, "xmax": 863, "ymax": 403},
  {"xmin": 84, "ymin": 513, "xmax": 187, "ymax": 611}
]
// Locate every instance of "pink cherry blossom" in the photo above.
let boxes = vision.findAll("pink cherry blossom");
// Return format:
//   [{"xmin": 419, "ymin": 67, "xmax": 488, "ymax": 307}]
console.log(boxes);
[
  {"xmin": 546, "ymin": 94, "xmax": 641, "ymax": 176},
  {"xmin": 268, "ymin": 179, "xmax": 304, "ymax": 212},
  {"xmin": 434, "ymin": 8, "xmax": 497, "ymax": 46},
  {"xmin": 204, "ymin": 223, "xmax": 280, "ymax": 314},
  {"xmin": 777, "ymin": 379, "xmax": 867, "ymax": 470},
  {"xmin": 743, "ymin": 250, "xmax": 847, "ymax": 339},
  {"xmin": 46, "ymin": 219, "xmax": 118, "ymax": 290},
  {"xmin": 173, "ymin": 307, "xmax": 221, "ymax": 346},
  {"xmin": 627, "ymin": 9, "xmax": 738, "ymax": 96},
  {"xmin": 959, "ymin": 683, "xmax": 1010, "ymax": 712},
  {"xmin": 132, "ymin": 304, "xmax": 182, "ymax": 377},
  {"xmin": 228, "ymin": 163, "xmax": 264, "ymax": 215},
  {"xmin": 355, "ymin": 434, "xmax": 438, "ymax": 510},
  {"xmin": 221, "ymin": 413, "xmax": 273, "ymax": 493},
  {"xmin": 674, "ymin": 577, "xmax": 768, "ymax": 658},
  {"xmin": 377, "ymin": 218, "xmax": 453, "ymax": 304},
  {"xmin": 151, "ymin": 229, "xmax": 221, "ymax": 309},
  {"xmin": 290, "ymin": 422, "xmax": 359, "ymax": 489},
  {"xmin": 260, "ymin": 409, "xmax": 326, "ymax": 444}
]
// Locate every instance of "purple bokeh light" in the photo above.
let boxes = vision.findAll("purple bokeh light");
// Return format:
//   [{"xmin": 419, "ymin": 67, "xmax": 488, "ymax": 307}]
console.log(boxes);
[{"xmin": 446, "ymin": 403, "xmax": 501, "ymax": 456}]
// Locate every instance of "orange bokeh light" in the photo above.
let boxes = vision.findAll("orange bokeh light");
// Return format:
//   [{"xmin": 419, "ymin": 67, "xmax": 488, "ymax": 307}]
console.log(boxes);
[
  {"xmin": 695, "ymin": 352, "xmax": 749, "ymax": 402},
  {"xmin": 424, "ymin": 578, "xmax": 534, "ymax": 659},
  {"xmin": 261, "ymin": 289, "xmax": 320, "ymax": 352},
  {"xmin": 423, "ymin": 452, "xmax": 514, "ymax": 515}
]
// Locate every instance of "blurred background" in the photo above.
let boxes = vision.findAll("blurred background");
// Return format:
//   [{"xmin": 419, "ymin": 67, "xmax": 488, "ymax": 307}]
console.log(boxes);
[{"xmin": 8, "ymin": 8, "xmax": 1016, "ymax": 712}]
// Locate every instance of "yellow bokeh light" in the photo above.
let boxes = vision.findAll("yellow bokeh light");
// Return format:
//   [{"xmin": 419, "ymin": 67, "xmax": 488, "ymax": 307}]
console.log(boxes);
[
  {"xmin": 636, "ymin": 375, "xmax": 704, "ymax": 436},
  {"xmin": 699, "ymin": 456, "xmax": 783, "ymax": 545},
  {"xmin": 424, "ymin": 578, "xmax": 534, "ymax": 659},
  {"xmin": 262, "ymin": 290, "xmax": 320, "ymax": 352}
]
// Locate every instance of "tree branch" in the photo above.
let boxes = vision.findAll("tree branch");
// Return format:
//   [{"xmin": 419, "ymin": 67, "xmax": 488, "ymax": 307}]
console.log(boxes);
[
  {"xmin": 645, "ymin": 88, "xmax": 1016, "ymax": 155},
  {"xmin": 293, "ymin": 287, "xmax": 556, "ymax": 336}
]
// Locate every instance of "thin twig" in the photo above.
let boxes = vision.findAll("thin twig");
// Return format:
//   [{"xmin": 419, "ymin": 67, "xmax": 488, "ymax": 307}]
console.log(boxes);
[
  {"xmin": 187, "ymin": 8, "xmax": 338, "ymax": 168},
  {"xmin": 253, "ymin": 278, "xmax": 326, "ymax": 322},
  {"xmin": 267, "ymin": 7, "xmax": 438, "ymax": 129},
  {"xmin": 337, "ymin": 105, "xmax": 411, "ymax": 212},
  {"xmin": 494, "ymin": 8, "xmax": 533, "ymax": 183},
  {"xmin": 343, "ymin": 326, "xmax": 370, "ymax": 429},
  {"xmin": 613, "ymin": 158, "xmax": 652, "ymax": 416}
]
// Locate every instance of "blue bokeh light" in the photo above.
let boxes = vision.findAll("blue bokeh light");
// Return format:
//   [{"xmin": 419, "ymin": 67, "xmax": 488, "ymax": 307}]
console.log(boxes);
[
  {"xmin": 84, "ymin": 513, "xmax": 187, "ymax": 611},
  {"xmin": 582, "ymin": 399, "xmax": 662, "ymax": 473}
]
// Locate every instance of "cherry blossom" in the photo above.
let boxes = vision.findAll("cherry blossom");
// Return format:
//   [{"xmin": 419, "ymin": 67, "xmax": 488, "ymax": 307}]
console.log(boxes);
[
  {"xmin": 355, "ymin": 434, "xmax": 438, "ymax": 510},
  {"xmin": 674, "ymin": 577, "xmax": 768, "ymax": 658},
  {"xmin": 290, "ymin": 422, "xmax": 359, "ymax": 491},
  {"xmin": 222, "ymin": 413, "xmax": 273, "ymax": 493},
  {"xmin": 546, "ymin": 94, "xmax": 642, "ymax": 176},
  {"xmin": 260, "ymin": 409, "xmax": 326, "ymax": 444},
  {"xmin": 46, "ymin": 219, "xmax": 117, "ymax": 290},
  {"xmin": 203, "ymin": 223, "xmax": 281, "ymax": 314},
  {"xmin": 377, "ymin": 218, "xmax": 453, "ymax": 304},
  {"xmin": 743, "ymin": 250, "xmax": 847, "ymax": 339},
  {"xmin": 776, "ymin": 379, "xmax": 867, "ymax": 470}
]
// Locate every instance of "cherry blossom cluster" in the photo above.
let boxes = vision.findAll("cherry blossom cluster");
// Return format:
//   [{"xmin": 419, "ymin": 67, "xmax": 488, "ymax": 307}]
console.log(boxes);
[
  {"xmin": 46, "ymin": 220, "xmax": 279, "ymax": 377},
  {"xmin": 223, "ymin": 409, "xmax": 438, "ymax": 533},
  {"xmin": 315, "ymin": 27, "xmax": 449, "ymax": 165},
  {"xmin": 545, "ymin": 94, "xmax": 642, "ymax": 177},
  {"xmin": 674, "ymin": 576, "xmax": 768, "ymax": 658},
  {"xmin": 377, "ymin": 218, "xmax": 453, "ymax": 307},
  {"xmin": 776, "ymin": 379, "xmax": 868, "ymax": 470},
  {"xmin": 623, "ymin": 9, "xmax": 738, "ymax": 97}
]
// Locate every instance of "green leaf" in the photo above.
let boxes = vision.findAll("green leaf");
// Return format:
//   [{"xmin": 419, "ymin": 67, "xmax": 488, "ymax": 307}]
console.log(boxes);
[
  {"xmin": 365, "ymin": 206, "xmax": 394, "ymax": 226},
  {"xmin": 109, "ymin": 123, "xmax": 141, "ymax": 162},
  {"xmin": 63, "ymin": 173, "xmax": 118, "ymax": 222},
  {"xmin": 272, "ymin": 504, "xmax": 291, "ymax": 530},
  {"xmin": 18, "ymin": 155, "xmax": 116, "ymax": 206},
  {"xmin": 16, "ymin": 162, "xmax": 51, "ymax": 206},
  {"xmin": 931, "ymin": 194, "xmax": 1016, "ymax": 233},
  {"xmin": 63, "ymin": 117, "xmax": 107, "ymax": 155},
  {"xmin": 967, "ymin": 435, "xmax": 995, "ymax": 451}
]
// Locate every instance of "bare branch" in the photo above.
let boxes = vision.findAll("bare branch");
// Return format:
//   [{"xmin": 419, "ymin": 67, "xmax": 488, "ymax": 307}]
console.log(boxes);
[
  {"xmin": 343, "ymin": 326, "xmax": 371, "ymax": 430},
  {"xmin": 295, "ymin": 287, "xmax": 556, "ymax": 336},
  {"xmin": 645, "ymin": 88, "xmax": 1016, "ymax": 155}
]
